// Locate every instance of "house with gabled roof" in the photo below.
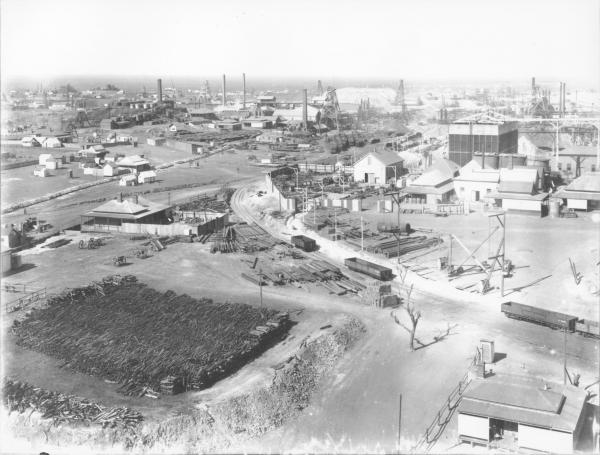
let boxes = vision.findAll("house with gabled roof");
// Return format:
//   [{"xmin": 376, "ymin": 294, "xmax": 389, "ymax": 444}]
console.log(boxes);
[
  {"xmin": 403, "ymin": 158, "xmax": 460, "ymax": 206},
  {"xmin": 353, "ymin": 149, "xmax": 404, "ymax": 185}
]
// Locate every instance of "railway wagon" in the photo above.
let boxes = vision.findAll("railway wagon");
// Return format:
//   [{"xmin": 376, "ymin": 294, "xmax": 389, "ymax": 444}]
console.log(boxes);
[
  {"xmin": 501, "ymin": 302, "xmax": 577, "ymax": 331},
  {"xmin": 291, "ymin": 235, "xmax": 317, "ymax": 252},
  {"xmin": 345, "ymin": 257, "xmax": 393, "ymax": 281},
  {"xmin": 575, "ymin": 319, "xmax": 600, "ymax": 339}
]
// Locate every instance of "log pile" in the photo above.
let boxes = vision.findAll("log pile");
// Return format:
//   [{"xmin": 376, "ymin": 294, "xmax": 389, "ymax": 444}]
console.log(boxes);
[
  {"xmin": 12, "ymin": 277, "xmax": 291, "ymax": 395},
  {"xmin": 3, "ymin": 378, "xmax": 143, "ymax": 429}
]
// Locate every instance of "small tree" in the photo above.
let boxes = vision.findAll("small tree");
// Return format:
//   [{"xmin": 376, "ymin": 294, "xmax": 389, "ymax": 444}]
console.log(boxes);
[{"xmin": 404, "ymin": 284, "xmax": 421, "ymax": 351}]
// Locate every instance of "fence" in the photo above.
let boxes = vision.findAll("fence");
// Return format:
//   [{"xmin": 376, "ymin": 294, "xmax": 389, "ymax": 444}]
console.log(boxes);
[
  {"xmin": 411, "ymin": 349, "xmax": 481, "ymax": 453},
  {"xmin": 3, "ymin": 287, "xmax": 47, "ymax": 313},
  {"xmin": 265, "ymin": 172, "xmax": 297, "ymax": 212},
  {"xmin": 297, "ymin": 163, "xmax": 353, "ymax": 174}
]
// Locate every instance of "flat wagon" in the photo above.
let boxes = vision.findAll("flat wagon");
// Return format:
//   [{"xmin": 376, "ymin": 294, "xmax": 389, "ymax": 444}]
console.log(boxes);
[
  {"xmin": 500, "ymin": 301, "xmax": 577, "ymax": 331},
  {"xmin": 344, "ymin": 257, "xmax": 393, "ymax": 281}
]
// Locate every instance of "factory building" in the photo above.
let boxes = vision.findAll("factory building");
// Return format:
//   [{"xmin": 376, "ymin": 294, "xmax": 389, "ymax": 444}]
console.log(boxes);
[
  {"xmin": 448, "ymin": 113, "xmax": 518, "ymax": 167},
  {"xmin": 457, "ymin": 375, "xmax": 588, "ymax": 453}
]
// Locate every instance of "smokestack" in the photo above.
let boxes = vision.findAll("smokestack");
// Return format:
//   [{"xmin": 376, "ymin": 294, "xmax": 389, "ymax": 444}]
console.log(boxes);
[
  {"xmin": 242, "ymin": 73, "xmax": 246, "ymax": 109},
  {"xmin": 302, "ymin": 89, "xmax": 308, "ymax": 131},
  {"xmin": 157, "ymin": 78, "xmax": 163, "ymax": 103},
  {"xmin": 531, "ymin": 77, "xmax": 536, "ymax": 96},
  {"xmin": 317, "ymin": 80, "xmax": 323, "ymax": 94},
  {"xmin": 222, "ymin": 74, "xmax": 226, "ymax": 107},
  {"xmin": 562, "ymin": 82, "xmax": 566, "ymax": 116}
]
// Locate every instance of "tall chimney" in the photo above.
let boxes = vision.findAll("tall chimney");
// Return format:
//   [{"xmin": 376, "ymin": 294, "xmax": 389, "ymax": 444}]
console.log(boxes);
[
  {"xmin": 242, "ymin": 73, "xmax": 246, "ymax": 109},
  {"xmin": 222, "ymin": 74, "xmax": 226, "ymax": 107},
  {"xmin": 531, "ymin": 77, "xmax": 536, "ymax": 94},
  {"xmin": 317, "ymin": 80, "xmax": 323, "ymax": 94},
  {"xmin": 157, "ymin": 78, "xmax": 163, "ymax": 103},
  {"xmin": 302, "ymin": 89, "xmax": 308, "ymax": 131}
]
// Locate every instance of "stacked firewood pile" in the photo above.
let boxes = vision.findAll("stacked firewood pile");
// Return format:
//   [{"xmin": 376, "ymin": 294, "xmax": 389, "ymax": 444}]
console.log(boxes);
[
  {"xmin": 12, "ymin": 278, "xmax": 292, "ymax": 396},
  {"xmin": 3, "ymin": 378, "xmax": 143, "ymax": 429}
]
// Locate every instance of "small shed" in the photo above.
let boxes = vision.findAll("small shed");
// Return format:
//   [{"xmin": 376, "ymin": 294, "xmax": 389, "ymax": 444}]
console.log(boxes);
[
  {"xmin": 119, "ymin": 174, "xmax": 138, "ymax": 186},
  {"xmin": 38, "ymin": 153, "xmax": 53, "ymax": 165},
  {"xmin": 103, "ymin": 162, "xmax": 120, "ymax": 177},
  {"xmin": 138, "ymin": 170, "xmax": 157, "ymax": 184},
  {"xmin": 43, "ymin": 137, "xmax": 63, "ymax": 148},
  {"xmin": 44, "ymin": 157, "xmax": 58, "ymax": 170},
  {"xmin": 457, "ymin": 375, "xmax": 588, "ymax": 453},
  {"xmin": 33, "ymin": 166, "xmax": 49, "ymax": 177}
]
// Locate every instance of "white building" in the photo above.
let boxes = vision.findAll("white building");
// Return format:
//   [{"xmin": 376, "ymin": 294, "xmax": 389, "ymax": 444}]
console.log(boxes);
[
  {"xmin": 103, "ymin": 162, "xmax": 121, "ymax": 177},
  {"xmin": 454, "ymin": 160, "xmax": 500, "ymax": 206},
  {"xmin": 38, "ymin": 153, "xmax": 53, "ymax": 166},
  {"xmin": 33, "ymin": 166, "xmax": 49, "ymax": 177},
  {"xmin": 43, "ymin": 137, "xmax": 63, "ymax": 148},
  {"xmin": 138, "ymin": 170, "xmax": 157, "ymax": 184},
  {"xmin": 353, "ymin": 149, "xmax": 404, "ymax": 185},
  {"xmin": 44, "ymin": 157, "xmax": 58, "ymax": 170},
  {"xmin": 457, "ymin": 375, "xmax": 588, "ymax": 453},
  {"xmin": 488, "ymin": 167, "xmax": 548, "ymax": 214},
  {"xmin": 119, "ymin": 174, "xmax": 138, "ymax": 186}
]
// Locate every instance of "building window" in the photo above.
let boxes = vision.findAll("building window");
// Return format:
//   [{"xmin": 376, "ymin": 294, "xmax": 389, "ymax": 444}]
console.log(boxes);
[
  {"xmin": 592, "ymin": 164, "xmax": 597, "ymax": 172},
  {"xmin": 557, "ymin": 162, "xmax": 562, "ymax": 171},
  {"xmin": 566, "ymin": 163, "xmax": 571, "ymax": 172},
  {"xmin": 486, "ymin": 188, "xmax": 492, "ymax": 193}
]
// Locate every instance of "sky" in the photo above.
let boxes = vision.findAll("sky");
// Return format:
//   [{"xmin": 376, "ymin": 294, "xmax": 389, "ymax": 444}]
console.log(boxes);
[{"xmin": 1, "ymin": 0, "xmax": 599, "ymax": 87}]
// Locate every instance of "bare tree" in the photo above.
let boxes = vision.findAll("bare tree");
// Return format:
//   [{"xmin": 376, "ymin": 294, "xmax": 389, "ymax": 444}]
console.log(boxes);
[{"xmin": 403, "ymin": 284, "xmax": 421, "ymax": 351}]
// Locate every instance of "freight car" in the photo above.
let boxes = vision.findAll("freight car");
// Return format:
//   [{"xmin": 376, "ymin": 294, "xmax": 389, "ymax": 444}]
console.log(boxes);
[
  {"xmin": 291, "ymin": 235, "xmax": 317, "ymax": 252},
  {"xmin": 575, "ymin": 319, "xmax": 600, "ymax": 339},
  {"xmin": 345, "ymin": 257, "xmax": 393, "ymax": 281},
  {"xmin": 500, "ymin": 302, "xmax": 577, "ymax": 331}
]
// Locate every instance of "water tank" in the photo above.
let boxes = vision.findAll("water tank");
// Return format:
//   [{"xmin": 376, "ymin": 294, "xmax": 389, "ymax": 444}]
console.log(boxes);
[
  {"xmin": 549, "ymin": 199, "xmax": 561, "ymax": 218},
  {"xmin": 474, "ymin": 153, "xmax": 499, "ymax": 169}
]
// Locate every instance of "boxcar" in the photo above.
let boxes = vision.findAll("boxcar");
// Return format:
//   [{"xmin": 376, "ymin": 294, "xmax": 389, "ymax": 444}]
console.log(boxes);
[
  {"xmin": 501, "ymin": 302, "xmax": 577, "ymax": 331},
  {"xmin": 345, "ymin": 257, "xmax": 393, "ymax": 281},
  {"xmin": 291, "ymin": 235, "xmax": 317, "ymax": 252},
  {"xmin": 575, "ymin": 319, "xmax": 600, "ymax": 339}
]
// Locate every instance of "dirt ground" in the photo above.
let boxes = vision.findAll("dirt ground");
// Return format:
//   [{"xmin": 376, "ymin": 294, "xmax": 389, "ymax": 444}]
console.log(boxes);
[
  {"xmin": 2, "ymin": 170, "xmax": 598, "ymax": 453},
  {"xmin": 228, "ymin": 180, "xmax": 599, "ymax": 453}
]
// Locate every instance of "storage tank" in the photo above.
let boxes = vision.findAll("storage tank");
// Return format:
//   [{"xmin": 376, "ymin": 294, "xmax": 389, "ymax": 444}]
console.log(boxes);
[
  {"xmin": 549, "ymin": 199, "xmax": 561, "ymax": 218},
  {"xmin": 473, "ymin": 153, "xmax": 499, "ymax": 169},
  {"xmin": 499, "ymin": 154, "xmax": 527, "ymax": 169}
]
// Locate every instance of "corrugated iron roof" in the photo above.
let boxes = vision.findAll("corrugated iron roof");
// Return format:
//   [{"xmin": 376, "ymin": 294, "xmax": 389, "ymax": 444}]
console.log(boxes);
[
  {"xmin": 409, "ymin": 159, "xmax": 459, "ymax": 187},
  {"xmin": 459, "ymin": 375, "xmax": 587, "ymax": 433}
]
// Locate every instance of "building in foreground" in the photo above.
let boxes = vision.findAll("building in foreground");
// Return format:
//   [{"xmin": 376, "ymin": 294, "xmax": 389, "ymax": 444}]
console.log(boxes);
[
  {"xmin": 449, "ymin": 113, "xmax": 518, "ymax": 167},
  {"xmin": 457, "ymin": 375, "xmax": 589, "ymax": 453}
]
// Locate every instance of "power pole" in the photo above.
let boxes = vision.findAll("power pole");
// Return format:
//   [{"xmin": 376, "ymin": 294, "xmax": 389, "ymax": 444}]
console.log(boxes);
[{"xmin": 398, "ymin": 394, "xmax": 402, "ymax": 454}]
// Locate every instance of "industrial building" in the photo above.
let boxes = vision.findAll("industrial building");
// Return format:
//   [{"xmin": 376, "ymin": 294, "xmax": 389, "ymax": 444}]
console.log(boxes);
[
  {"xmin": 553, "ymin": 171, "xmax": 600, "ymax": 211},
  {"xmin": 488, "ymin": 168, "xmax": 548, "ymax": 215},
  {"xmin": 453, "ymin": 159, "xmax": 500, "ymax": 207},
  {"xmin": 403, "ymin": 159, "xmax": 460, "ymax": 207},
  {"xmin": 457, "ymin": 375, "xmax": 588, "ymax": 453},
  {"xmin": 448, "ymin": 113, "xmax": 518, "ymax": 167},
  {"xmin": 352, "ymin": 150, "xmax": 404, "ymax": 185}
]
